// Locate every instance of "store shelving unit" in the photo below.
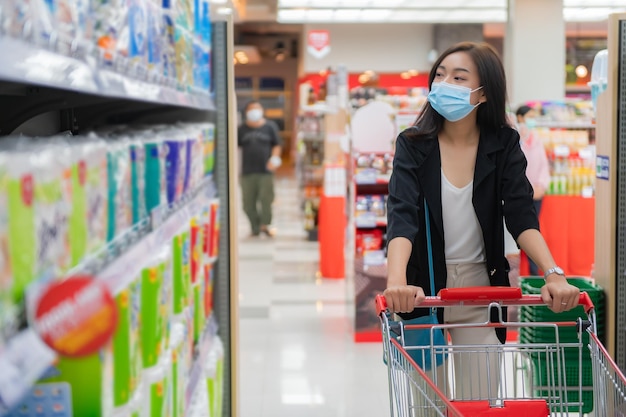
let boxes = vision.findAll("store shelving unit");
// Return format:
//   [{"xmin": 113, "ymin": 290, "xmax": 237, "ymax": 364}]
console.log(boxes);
[
  {"xmin": 296, "ymin": 111, "xmax": 325, "ymax": 240},
  {"xmin": 0, "ymin": 10, "xmax": 237, "ymax": 417},
  {"xmin": 351, "ymin": 153, "xmax": 391, "ymax": 342}
]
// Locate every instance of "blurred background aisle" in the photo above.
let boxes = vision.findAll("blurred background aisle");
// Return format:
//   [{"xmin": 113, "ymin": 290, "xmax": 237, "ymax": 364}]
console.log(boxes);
[{"xmin": 237, "ymin": 173, "xmax": 389, "ymax": 417}]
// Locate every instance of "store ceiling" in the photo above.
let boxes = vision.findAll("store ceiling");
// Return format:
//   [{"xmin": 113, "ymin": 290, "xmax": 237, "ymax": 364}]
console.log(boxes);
[{"xmin": 259, "ymin": 0, "xmax": 625, "ymax": 23}]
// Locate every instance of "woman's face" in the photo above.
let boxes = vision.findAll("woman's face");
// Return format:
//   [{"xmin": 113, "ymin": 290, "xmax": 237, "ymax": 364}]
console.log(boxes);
[{"xmin": 433, "ymin": 51, "xmax": 486, "ymax": 105}]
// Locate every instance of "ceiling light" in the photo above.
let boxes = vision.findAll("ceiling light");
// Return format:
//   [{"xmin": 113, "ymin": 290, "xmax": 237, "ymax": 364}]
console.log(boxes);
[
  {"xmin": 408, "ymin": 69, "xmax": 419, "ymax": 76},
  {"xmin": 211, "ymin": 0, "xmax": 228, "ymax": 3},
  {"xmin": 575, "ymin": 64, "xmax": 589, "ymax": 78},
  {"xmin": 401, "ymin": 72, "xmax": 411, "ymax": 80},
  {"xmin": 217, "ymin": 7, "xmax": 233, "ymax": 15}
]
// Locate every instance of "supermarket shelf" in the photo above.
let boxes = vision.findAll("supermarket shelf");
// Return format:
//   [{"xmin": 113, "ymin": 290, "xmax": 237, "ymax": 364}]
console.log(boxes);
[
  {"xmin": 0, "ymin": 36, "xmax": 214, "ymax": 111},
  {"xmin": 98, "ymin": 177, "xmax": 217, "ymax": 295},
  {"xmin": 536, "ymin": 121, "xmax": 595, "ymax": 129},
  {"xmin": 185, "ymin": 314, "xmax": 219, "ymax": 415},
  {"xmin": 0, "ymin": 178, "xmax": 218, "ymax": 412},
  {"xmin": 299, "ymin": 132, "xmax": 325, "ymax": 142}
]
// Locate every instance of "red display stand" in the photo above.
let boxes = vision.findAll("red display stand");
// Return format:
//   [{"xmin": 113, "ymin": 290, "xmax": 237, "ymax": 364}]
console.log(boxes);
[
  {"xmin": 318, "ymin": 193, "xmax": 346, "ymax": 279},
  {"xmin": 521, "ymin": 195, "xmax": 595, "ymax": 277}
]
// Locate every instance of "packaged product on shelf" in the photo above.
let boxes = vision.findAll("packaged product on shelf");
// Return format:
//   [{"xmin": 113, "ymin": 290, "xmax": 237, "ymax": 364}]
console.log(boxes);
[
  {"xmin": 0, "ymin": 153, "xmax": 17, "ymax": 349},
  {"xmin": 174, "ymin": 25, "xmax": 194, "ymax": 88},
  {"xmin": 192, "ymin": 277, "xmax": 205, "ymax": 344},
  {"xmin": 174, "ymin": 0, "xmax": 193, "ymax": 30},
  {"xmin": 205, "ymin": 337, "xmax": 224, "ymax": 417},
  {"xmin": 202, "ymin": 123, "xmax": 216, "ymax": 177},
  {"xmin": 140, "ymin": 248, "xmax": 169, "ymax": 369},
  {"xmin": 145, "ymin": 0, "xmax": 163, "ymax": 76},
  {"xmin": 142, "ymin": 354, "xmax": 172, "ymax": 417},
  {"xmin": 126, "ymin": 0, "xmax": 148, "ymax": 68},
  {"xmin": 113, "ymin": 279, "xmax": 142, "ymax": 407},
  {"xmin": 92, "ymin": 0, "xmax": 127, "ymax": 65},
  {"xmin": 169, "ymin": 322, "xmax": 188, "ymax": 417},
  {"xmin": 68, "ymin": 136, "xmax": 108, "ymax": 266},
  {"xmin": 143, "ymin": 133, "xmax": 168, "ymax": 215},
  {"xmin": 161, "ymin": 0, "xmax": 177, "ymax": 81},
  {"xmin": 164, "ymin": 133, "xmax": 187, "ymax": 204},
  {"xmin": 130, "ymin": 137, "xmax": 147, "ymax": 224},
  {"xmin": 202, "ymin": 199, "xmax": 219, "ymax": 259},
  {"xmin": 172, "ymin": 227, "xmax": 191, "ymax": 315},
  {"xmin": 36, "ymin": 345, "xmax": 115, "ymax": 417},
  {"xmin": 161, "ymin": 243, "xmax": 173, "ymax": 352},
  {"xmin": 189, "ymin": 217, "xmax": 203, "ymax": 285},
  {"xmin": 32, "ymin": 145, "xmax": 72, "ymax": 281},
  {"xmin": 203, "ymin": 263, "xmax": 213, "ymax": 318},
  {"xmin": 4, "ymin": 150, "xmax": 37, "ymax": 302},
  {"xmin": 107, "ymin": 139, "xmax": 132, "ymax": 242},
  {"xmin": 54, "ymin": 0, "xmax": 92, "ymax": 56}
]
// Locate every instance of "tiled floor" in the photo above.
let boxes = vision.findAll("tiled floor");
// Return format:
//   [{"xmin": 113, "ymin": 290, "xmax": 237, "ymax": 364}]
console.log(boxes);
[{"xmin": 237, "ymin": 174, "xmax": 390, "ymax": 417}]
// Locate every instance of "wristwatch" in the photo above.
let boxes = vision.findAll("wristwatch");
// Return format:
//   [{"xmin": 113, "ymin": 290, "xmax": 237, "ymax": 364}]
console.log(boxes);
[{"xmin": 544, "ymin": 266, "xmax": 565, "ymax": 279}]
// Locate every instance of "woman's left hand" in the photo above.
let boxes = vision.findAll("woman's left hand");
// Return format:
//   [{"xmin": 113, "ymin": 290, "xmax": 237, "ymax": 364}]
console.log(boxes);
[{"xmin": 540, "ymin": 275, "xmax": 580, "ymax": 313}]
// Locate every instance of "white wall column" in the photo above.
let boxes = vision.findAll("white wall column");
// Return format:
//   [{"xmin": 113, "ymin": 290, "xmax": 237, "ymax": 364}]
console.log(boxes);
[{"xmin": 505, "ymin": 0, "xmax": 565, "ymax": 106}]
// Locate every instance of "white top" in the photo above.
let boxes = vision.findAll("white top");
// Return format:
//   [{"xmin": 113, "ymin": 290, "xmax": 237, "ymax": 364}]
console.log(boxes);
[{"xmin": 441, "ymin": 170, "xmax": 486, "ymax": 264}]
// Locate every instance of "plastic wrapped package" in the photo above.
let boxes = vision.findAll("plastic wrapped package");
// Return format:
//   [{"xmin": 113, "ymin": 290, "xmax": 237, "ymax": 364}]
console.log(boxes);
[
  {"xmin": 126, "ymin": 0, "xmax": 148, "ymax": 68},
  {"xmin": 203, "ymin": 123, "xmax": 215, "ymax": 177},
  {"xmin": 83, "ymin": 136, "xmax": 109, "ymax": 254},
  {"xmin": 143, "ymin": 354, "xmax": 172, "ymax": 417},
  {"xmin": 143, "ymin": 132, "xmax": 168, "ymax": 215},
  {"xmin": 164, "ymin": 131, "xmax": 187, "ymax": 204},
  {"xmin": 92, "ymin": 0, "xmax": 127, "ymax": 65},
  {"xmin": 161, "ymin": 0, "xmax": 177, "ymax": 81},
  {"xmin": 2, "ymin": 0, "xmax": 55, "ymax": 45},
  {"xmin": 145, "ymin": 0, "xmax": 163, "ymax": 77},
  {"xmin": 205, "ymin": 336, "xmax": 224, "ymax": 417},
  {"xmin": 173, "ymin": 0, "xmax": 193, "ymax": 31},
  {"xmin": 106, "ymin": 138, "xmax": 132, "ymax": 242},
  {"xmin": 0, "ymin": 152, "xmax": 18, "ymax": 349},
  {"xmin": 54, "ymin": 0, "xmax": 92, "ymax": 56},
  {"xmin": 129, "ymin": 136, "xmax": 147, "ymax": 224},
  {"xmin": 174, "ymin": 24, "xmax": 193, "ymax": 88}
]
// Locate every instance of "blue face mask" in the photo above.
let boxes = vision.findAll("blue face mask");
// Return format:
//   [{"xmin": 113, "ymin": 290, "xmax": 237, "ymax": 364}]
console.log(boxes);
[
  {"xmin": 525, "ymin": 117, "xmax": 537, "ymax": 129},
  {"xmin": 427, "ymin": 82, "xmax": 483, "ymax": 122}
]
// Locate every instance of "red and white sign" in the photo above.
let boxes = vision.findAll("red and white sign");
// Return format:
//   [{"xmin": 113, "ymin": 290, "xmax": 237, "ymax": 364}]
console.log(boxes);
[
  {"xmin": 307, "ymin": 30, "xmax": 331, "ymax": 59},
  {"xmin": 34, "ymin": 277, "xmax": 118, "ymax": 357}
]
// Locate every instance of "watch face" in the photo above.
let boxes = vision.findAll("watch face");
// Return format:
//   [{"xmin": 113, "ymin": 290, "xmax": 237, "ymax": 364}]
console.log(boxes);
[{"xmin": 555, "ymin": 267, "xmax": 564, "ymax": 275}]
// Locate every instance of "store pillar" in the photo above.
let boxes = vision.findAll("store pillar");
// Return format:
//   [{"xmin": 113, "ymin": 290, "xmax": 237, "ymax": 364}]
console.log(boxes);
[{"xmin": 505, "ymin": 0, "xmax": 565, "ymax": 105}]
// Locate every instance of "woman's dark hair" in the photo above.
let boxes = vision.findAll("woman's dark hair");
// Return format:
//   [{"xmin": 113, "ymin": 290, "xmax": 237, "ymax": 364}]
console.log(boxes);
[
  {"xmin": 516, "ymin": 105, "xmax": 532, "ymax": 117},
  {"xmin": 409, "ymin": 42, "xmax": 511, "ymax": 139}
]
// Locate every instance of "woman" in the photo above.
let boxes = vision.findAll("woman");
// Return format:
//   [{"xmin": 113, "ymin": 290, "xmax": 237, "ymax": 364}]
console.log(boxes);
[
  {"xmin": 516, "ymin": 105, "xmax": 551, "ymax": 276},
  {"xmin": 383, "ymin": 42, "xmax": 579, "ymax": 400}
]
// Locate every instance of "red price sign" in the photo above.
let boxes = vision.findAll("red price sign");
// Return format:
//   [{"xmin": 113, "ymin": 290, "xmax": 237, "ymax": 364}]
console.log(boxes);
[
  {"xmin": 34, "ymin": 277, "xmax": 118, "ymax": 357},
  {"xmin": 307, "ymin": 30, "xmax": 331, "ymax": 59}
]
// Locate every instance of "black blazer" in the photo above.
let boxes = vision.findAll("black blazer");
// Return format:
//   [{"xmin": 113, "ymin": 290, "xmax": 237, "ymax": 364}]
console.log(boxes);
[{"xmin": 386, "ymin": 126, "xmax": 539, "ymax": 343}]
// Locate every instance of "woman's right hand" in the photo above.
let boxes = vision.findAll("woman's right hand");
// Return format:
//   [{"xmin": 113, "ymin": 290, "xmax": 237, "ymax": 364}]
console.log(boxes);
[{"xmin": 383, "ymin": 285, "xmax": 425, "ymax": 313}]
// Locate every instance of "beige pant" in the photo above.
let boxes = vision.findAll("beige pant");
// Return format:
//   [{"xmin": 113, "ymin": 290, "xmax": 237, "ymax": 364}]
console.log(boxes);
[{"xmin": 444, "ymin": 262, "xmax": 501, "ymax": 402}]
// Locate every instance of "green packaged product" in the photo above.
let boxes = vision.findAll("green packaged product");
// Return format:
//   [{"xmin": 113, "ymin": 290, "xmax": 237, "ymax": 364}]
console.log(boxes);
[
  {"xmin": 113, "ymin": 280, "xmax": 142, "ymax": 407},
  {"xmin": 172, "ymin": 229, "xmax": 191, "ymax": 315},
  {"xmin": 143, "ymin": 354, "xmax": 171, "ymax": 417},
  {"xmin": 38, "ymin": 345, "xmax": 115, "ymax": 417},
  {"xmin": 68, "ymin": 143, "xmax": 89, "ymax": 267},
  {"xmin": 170, "ymin": 323, "xmax": 186, "ymax": 417},
  {"xmin": 203, "ymin": 124, "xmax": 215, "ymax": 176},
  {"xmin": 193, "ymin": 281, "xmax": 205, "ymax": 344},
  {"xmin": 141, "ymin": 247, "xmax": 169, "ymax": 369},
  {"xmin": 5, "ymin": 152, "xmax": 36, "ymax": 302}
]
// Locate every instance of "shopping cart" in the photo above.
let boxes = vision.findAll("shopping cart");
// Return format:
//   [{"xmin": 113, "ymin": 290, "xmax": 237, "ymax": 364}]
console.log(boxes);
[{"xmin": 376, "ymin": 286, "xmax": 605, "ymax": 417}]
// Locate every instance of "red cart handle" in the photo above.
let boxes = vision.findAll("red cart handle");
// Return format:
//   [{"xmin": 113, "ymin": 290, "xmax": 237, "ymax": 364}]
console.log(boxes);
[{"xmin": 375, "ymin": 287, "xmax": 594, "ymax": 316}]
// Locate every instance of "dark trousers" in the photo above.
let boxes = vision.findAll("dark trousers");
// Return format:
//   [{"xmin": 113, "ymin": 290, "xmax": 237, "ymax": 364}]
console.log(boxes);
[
  {"xmin": 240, "ymin": 173, "xmax": 274, "ymax": 235},
  {"xmin": 529, "ymin": 198, "xmax": 543, "ymax": 276}
]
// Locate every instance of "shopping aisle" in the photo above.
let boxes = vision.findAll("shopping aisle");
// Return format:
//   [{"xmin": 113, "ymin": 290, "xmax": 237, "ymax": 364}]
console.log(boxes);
[{"xmin": 238, "ymin": 174, "xmax": 390, "ymax": 417}]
